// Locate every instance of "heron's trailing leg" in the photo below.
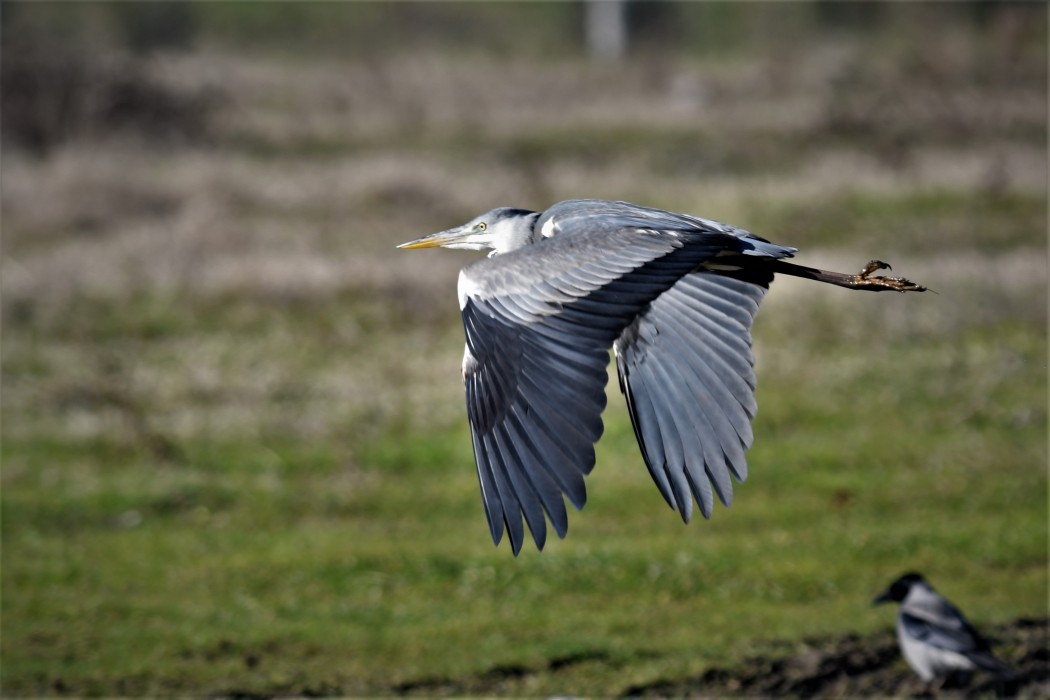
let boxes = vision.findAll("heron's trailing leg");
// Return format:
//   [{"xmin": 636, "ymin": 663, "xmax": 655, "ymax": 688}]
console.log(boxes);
[{"xmin": 769, "ymin": 259, "xmax": 926, "ymax": 293}]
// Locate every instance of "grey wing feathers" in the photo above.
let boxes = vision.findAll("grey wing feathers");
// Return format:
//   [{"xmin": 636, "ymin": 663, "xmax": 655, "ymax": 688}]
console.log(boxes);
[
  {"xmin": 899, "ymin": 593, "xmax": 1002, "ymax": 645},
  {"xmin": 900, "ymin": 610, "xmax": 984, "ymax": 654},
  {"xmin": 615, "ymin": 271, "xmax": 770, "ymax": 521},
  {"xmin": 898, "ymin": 592, "xmax": 1015, "ymax": 674},
  {"xmin": 540, "ymin": 199, "xmax": 798, "ymax": 259},
  {"xmin": 899, "ymin": 608, "xmax": 1012, "ymax": 673},
  {"xmin": 464, "ymin": 298, "xmax": 607, "ymax": 552}
]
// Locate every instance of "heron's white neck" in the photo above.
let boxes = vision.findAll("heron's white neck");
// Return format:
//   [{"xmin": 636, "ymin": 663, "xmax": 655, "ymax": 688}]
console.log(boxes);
[{"xmin": 487, "ymin": 212, "xmax": 542, "ymax": 256}]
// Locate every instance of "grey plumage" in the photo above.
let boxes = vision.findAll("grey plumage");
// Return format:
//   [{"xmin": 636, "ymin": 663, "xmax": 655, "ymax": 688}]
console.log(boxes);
[
  {"xmin": 399, "ymin": 199, "xmax": 925, "ymax": 554},
  {"xmin": 874, "ymin": 572, "xmax": 1014, "ymax": 683}
]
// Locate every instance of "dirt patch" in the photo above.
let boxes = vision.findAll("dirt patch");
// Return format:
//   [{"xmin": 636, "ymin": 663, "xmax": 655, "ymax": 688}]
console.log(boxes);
[
  {"xmin": 393, "ymin": 651, "xmax": 620, "ymax": 696},
  {"xmin": 625, "ymin": 617, "xmax": 1049, "ymax": 699},
  {"xmin": 382, "ymin": 617, "xmax": 1048, "ymax": 698}
]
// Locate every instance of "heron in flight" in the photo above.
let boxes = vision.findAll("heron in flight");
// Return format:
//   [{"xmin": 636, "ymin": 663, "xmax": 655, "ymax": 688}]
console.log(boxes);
[{"xmin": 399, "ymin": 199, "xmax": 924, "ymax": 554}]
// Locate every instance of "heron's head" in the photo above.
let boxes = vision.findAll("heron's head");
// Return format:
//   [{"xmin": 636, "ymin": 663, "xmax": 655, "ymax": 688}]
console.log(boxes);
[
  {"xmin": 398, "ymin": 207, "xmax": 540, "ymax": 256},
  {"xmin": 873, "ymin": 572, "xmax": 926, "ymax": 605}
]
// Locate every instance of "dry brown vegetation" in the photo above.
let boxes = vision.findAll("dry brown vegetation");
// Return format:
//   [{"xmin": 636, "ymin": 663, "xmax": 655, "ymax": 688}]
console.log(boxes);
[
  {"xmin": 4, "ymin": 7, "xmax": 1046, "ymax": 311},
  {"xmin": 4, "ymin": 30, "xmax": 1044, "ymax": 450}
]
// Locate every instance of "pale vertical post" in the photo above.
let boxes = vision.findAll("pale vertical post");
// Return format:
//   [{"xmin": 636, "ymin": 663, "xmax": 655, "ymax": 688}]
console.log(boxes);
[{"xmin": 585, "ymin": 0, "xmax": 627, "ymax": 61}]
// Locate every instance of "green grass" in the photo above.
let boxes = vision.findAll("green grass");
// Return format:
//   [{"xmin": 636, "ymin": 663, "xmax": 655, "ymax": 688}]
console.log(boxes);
[{"xmin": 2, "ymin": 281, "xmax": 1045, "ymax": 695}]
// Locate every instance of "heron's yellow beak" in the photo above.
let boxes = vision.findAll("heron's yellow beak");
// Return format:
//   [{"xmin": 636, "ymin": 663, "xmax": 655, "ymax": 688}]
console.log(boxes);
[{"xmin": 397, "ymin": 227, "xmax": 470, "ymax": 250}]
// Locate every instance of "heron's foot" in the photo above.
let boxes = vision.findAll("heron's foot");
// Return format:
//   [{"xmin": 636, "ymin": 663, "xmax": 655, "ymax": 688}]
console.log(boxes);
[
  {"xmin": 852, "ymin": 259, "xmax": 926, "ymax": 293},
  {"xmin": 859, "ymin": 259, "xmax": 892, "ymax": 278}
]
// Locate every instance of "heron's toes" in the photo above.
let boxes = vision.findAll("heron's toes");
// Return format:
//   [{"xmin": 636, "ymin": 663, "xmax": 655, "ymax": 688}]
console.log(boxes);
[
  {"xmin": 884, "ymin": 276, "xmax": 927, "ymax": 293},
  {"xmin": 863, "ymin": 274, "xmax": 927, "ymax": 293},
  {"xmin": 858, "ymin": 259, "xmax": 892, "ymax": 278}
]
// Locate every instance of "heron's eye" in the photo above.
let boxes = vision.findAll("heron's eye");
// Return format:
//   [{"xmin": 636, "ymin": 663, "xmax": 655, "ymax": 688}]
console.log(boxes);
[{"xmin": 477, "ymin": 222, "xmax": 487, "ymax": 232}]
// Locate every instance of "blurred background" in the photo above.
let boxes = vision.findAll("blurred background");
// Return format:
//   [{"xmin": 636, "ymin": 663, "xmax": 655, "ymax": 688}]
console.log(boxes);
[{"xmin": 2, "ymin": 2, "xmax": 1046, "ymax": 696}]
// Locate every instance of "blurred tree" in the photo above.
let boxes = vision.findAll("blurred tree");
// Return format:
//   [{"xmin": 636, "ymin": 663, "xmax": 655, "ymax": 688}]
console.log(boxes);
[
  {"xmin": 815, "ymin": 0, "xmax": 885, "ymax": 30},
  {"xmin": 0, "ymin": 3, "xmax": 212, "ymax": 155},
  {"xmin": 629, "ymin": 1, "xmax": 684, "ymax": 52},
  {"xmin": 111, "ymin": 1, "xmax": 197, "ymax": 55}
]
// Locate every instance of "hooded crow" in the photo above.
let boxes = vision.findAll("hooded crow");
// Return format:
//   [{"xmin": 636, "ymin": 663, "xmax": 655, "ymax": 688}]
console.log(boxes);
[{"xmin": 873, "ymin": 572, "xmax": 1013, "ymax": 683}]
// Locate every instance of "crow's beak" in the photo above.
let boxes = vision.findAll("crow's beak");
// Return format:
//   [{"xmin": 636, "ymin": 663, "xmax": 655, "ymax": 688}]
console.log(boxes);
[{"xmin": 872, "ymin": 590, "xmax": 893, "ymax": 606}]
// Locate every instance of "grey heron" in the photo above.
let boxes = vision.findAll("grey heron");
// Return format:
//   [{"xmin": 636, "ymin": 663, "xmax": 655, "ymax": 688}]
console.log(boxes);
[
  {"xmin": 874, "ymin": 572, "xmax": 1014, "ymax": 683},
  {"xmin": 399, "ymin": 199, "xmax": 924, "ymax": 554}
]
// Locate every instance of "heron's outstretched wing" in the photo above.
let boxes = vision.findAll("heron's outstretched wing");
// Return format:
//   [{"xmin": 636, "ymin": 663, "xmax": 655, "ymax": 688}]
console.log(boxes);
[
  {"xmin": 537, "ymin": 199, "xmax": 788, "ymax": 256},
  {"xmin": 614, "ymin": 269, "xmax": 771, "ymax": 523},
  {"xmin": 459, "ymin": 215, "xmax": 794, "ymax": 554}
]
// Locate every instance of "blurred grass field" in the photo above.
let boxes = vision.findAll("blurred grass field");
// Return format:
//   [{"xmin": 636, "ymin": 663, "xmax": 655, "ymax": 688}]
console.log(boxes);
[{"xmin": 2, "ymin": 3, "xmax": 1047, "ymax": 696}]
